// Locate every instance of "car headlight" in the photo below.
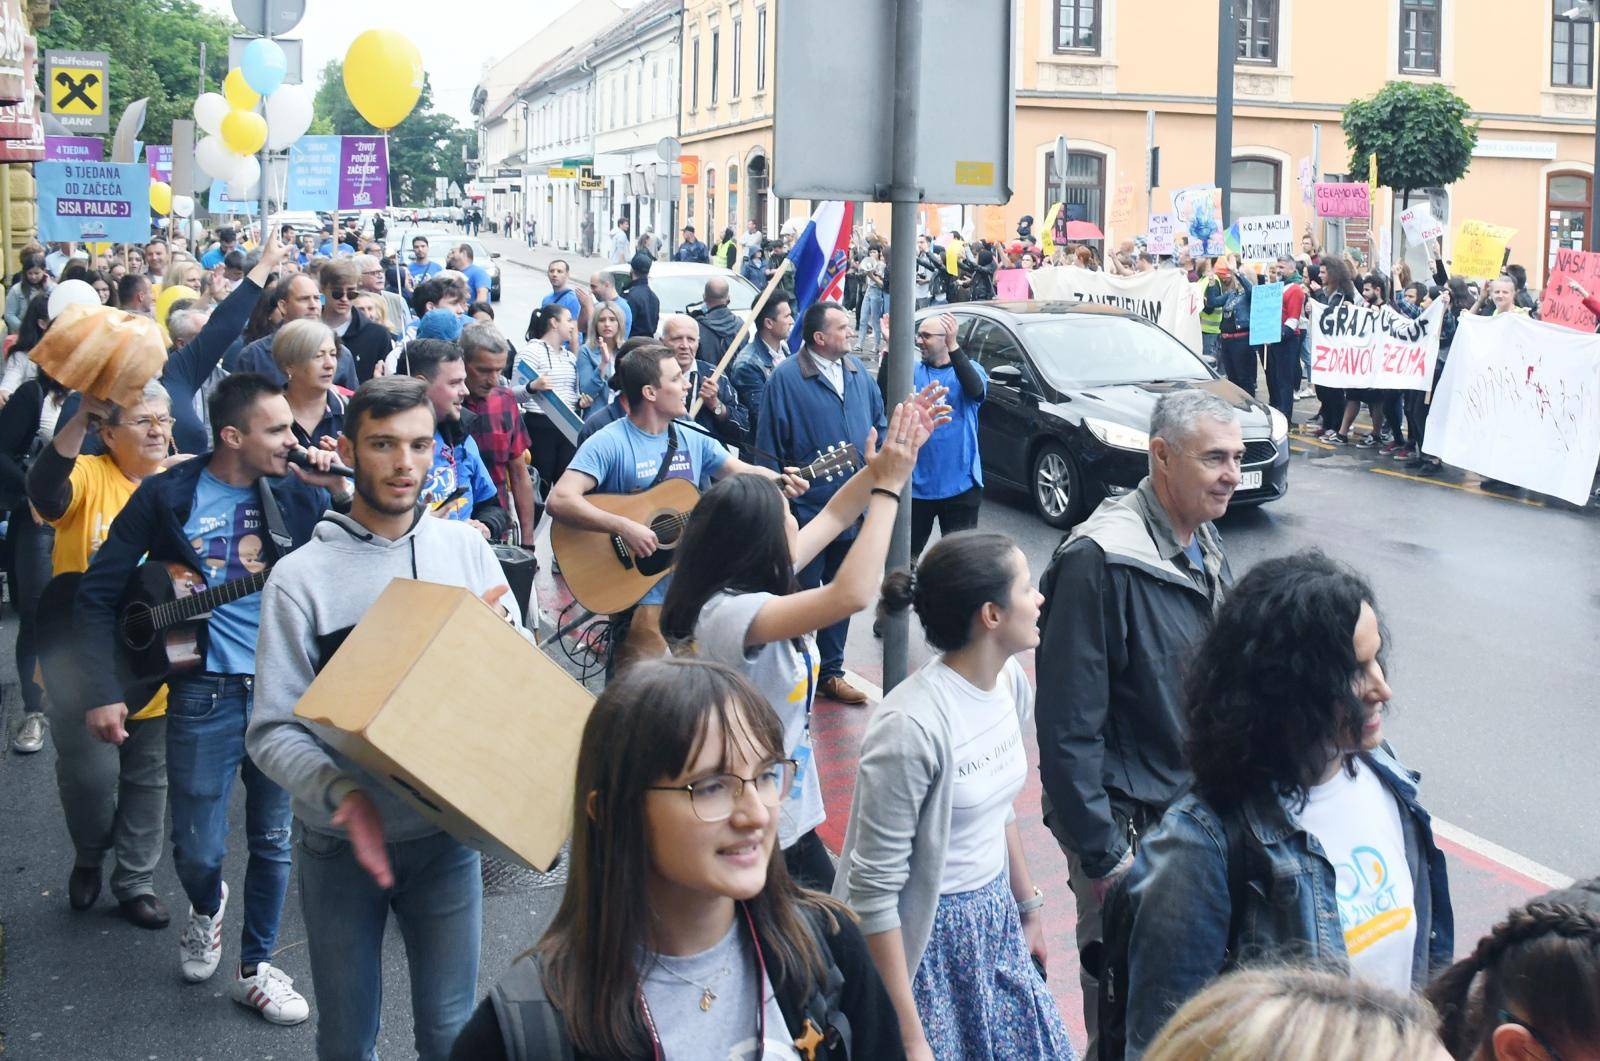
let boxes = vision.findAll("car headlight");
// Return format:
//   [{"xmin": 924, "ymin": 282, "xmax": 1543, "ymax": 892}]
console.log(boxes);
[
  {"xmin": 1084, "ymin": 417, "xmax": 1151, "ymax": 452},
  {"xmin": 1269, "ymin": 408, "xmax": 1288, "ymax": 443}
]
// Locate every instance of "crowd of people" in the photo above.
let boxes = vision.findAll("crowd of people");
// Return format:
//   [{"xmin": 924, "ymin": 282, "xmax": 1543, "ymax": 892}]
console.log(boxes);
[{"xmin": 0, "ymin": 206, "xmax": 1593, "ymax": 1061}]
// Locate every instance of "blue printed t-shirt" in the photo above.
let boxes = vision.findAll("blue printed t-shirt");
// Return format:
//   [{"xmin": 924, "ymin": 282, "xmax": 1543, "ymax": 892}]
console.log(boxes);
[
  {"xmin": 568, "ymin": 416, "xmax": 730, "ymax": 605},
  {"xmin": 408, "ymin": 259, "xmax": 443, "ymax": 283},
  {"xmin": 541, "ymin": 287, "xmax": 582, "ymax": 320},
  {"xmin": 462, "ymin": 263, "xmax": 492, "ymax": 301},
  {"xmin": 183, "ymin": 471, "xmax": 267, "ymax": 674},
  {"xmin": 200, "ymin": 247, "xmax": 225, "ymax": 270},
  {"xmin": 420, "ymin": 432, "xmax": 499, "ymax": 521},
  {"xmin": 911, "ymin": 359, "xmax": 986, "ymax": 500}
]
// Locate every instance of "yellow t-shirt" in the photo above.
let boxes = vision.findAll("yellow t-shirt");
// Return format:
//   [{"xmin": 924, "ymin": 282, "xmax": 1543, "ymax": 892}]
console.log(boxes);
[{"xmin": 46, "ymin": 454, "xmax": 167, "ymax": 720}]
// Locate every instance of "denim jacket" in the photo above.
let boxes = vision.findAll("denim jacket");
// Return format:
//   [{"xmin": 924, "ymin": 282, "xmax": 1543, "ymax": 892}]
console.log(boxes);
[{"xmin": 1123, "ymin": 745, "xmax": 1453, "ymax": 1056}]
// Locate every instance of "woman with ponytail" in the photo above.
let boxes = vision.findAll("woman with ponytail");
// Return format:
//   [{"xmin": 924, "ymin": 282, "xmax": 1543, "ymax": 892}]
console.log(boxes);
[
  {"xmin": 518, "ymin": 304, "xmax": 582, "ymax": 489},
  {"xmin": 1427, "ymin": 881, "xmax": 1600, "ymax": 1060},
  {"xmin": 834, "ymin": 531, "xmax": 1072, "ymax": 1061}
]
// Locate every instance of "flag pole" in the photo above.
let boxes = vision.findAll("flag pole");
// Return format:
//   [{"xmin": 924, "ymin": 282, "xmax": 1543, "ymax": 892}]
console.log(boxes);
[{"xmin": 689, "ymin": 257, "xmax": 790, "ymax": 419}]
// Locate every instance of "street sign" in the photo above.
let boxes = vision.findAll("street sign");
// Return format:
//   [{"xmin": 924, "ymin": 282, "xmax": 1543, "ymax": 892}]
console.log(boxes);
[
  {"xmin": 231, "ymin": 0, "xmax": 306, "ymax": 37},
  {"xmin": 229, "ymin": 36, "xmax": 303, "ymax": 86},
  {"xmin": 45, "ymin": 50, "xmax": 109, "ymax": 133},
  {"xmin": 1055, "ymin": 135, "xmax": 1069, "ymax": 183},
  {"xmin": 548, "ymin": 166, "xmax": 577, "ymax": 180},
  {"xmin": 578, "ymin": 165, "xmax": 602, "ymax": 191},
  {"xmin": 774, "ymin": 0, "xmax": 1013, "ymax": 204},
  {"xmin": 656, "ymin": 136, "xmax": 680, "ymax": 162},
  {"xmin": 680, "ymin": 155, "xmax": 700, "ymax": 185}
]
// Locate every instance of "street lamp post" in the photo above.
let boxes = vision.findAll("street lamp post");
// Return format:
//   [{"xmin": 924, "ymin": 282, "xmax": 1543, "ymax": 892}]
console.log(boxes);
[{"xmin": 1560, "ymin": 2, "xmax": 1600, "ymax": 252}]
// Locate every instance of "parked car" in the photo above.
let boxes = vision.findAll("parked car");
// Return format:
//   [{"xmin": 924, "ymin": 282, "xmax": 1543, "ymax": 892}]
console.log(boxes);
[
  {"xmin": 388, "ymin": 229, "xmax": 501, "ymax": 300},
  {"xmin": 921, "ymin": 300, "xmax": 1290, "ymax": 528},
  {"xmin": 600, "ymin": 262, "xmax": 760, "ymax": 327}
]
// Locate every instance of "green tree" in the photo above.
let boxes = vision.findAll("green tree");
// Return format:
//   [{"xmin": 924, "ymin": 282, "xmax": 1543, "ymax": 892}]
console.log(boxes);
[
  {"xmin": 311, "ymin": 60, "xmax": 473, "ymax": 204},
  {"xmin": 38, "ymin": 0, "xmax": 238, "ymax": 143},
  {"xmin": 1343, "ymin": 80, "xmax": 1479, "ymax": 211}
]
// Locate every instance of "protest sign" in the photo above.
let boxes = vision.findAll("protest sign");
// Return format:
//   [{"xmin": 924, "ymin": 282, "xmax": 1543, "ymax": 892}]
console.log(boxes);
[
  {"xmin": 1249, "ymin": 282, "xmax": 1285, "ymax": 345},
  {"xmin": 995, "ymin": 268, "xmax": 1031, "ymax": 300},
  {"xmin": 1538, "ymin": 248, "xmax": 1600, "ymax": 332},
  {"xmin": 1314, "ymin": 182, "xmax": 1369, "ymax": 218},
  {"xmin": 1308, "ymin": 297, "xmax": 1445, "ymax": 390},
  {"xmin": 339, "ymin": 136, "xmax": 389, "ymax": 209},
  {"xmin": 1424, "ymin": 313, "xmax": 1600, "ymax": 505},
  {"xmin": 145, "ymin": 144, "xmax": 172, "ymax": 183},
  {"xmin": 1452, "ymin": 220, "xmax": 1516, "ymax": 280},
  {"xmin": 44, "ymin": 135, "xmax": 101, "ymax": 161},
  {"xmin": 288, "ymin": 134, "xmax": 390, "ymax": 211},
  {"xmin": 1399, "ymin": 203, "xmax": 1443, "ymax": 244},
  {"xmin": 1147, "ymin": 212, "xmax": 1175, "ymax": 255},
  {"xmin": 1029, "ymin": 265, "xmax": 1203, "ymax": 353},
  {"xmin": 207, "ymin": 180, "xmax": 259, "ymax": 215},
  {"xmin": 35, "ymin": 160, "xmax": 150, "ymax": 242},
  {"xmin": 1109, "ymin": 182, "xmax": 1135, "ymax": 228},
  {"xmin": 1236, "ymin": 214, "xmax": 1293, "ymax": 261},
  {"xmin": 1172, "ymin": 184, "xmax": 1218, "ymax": 224}
]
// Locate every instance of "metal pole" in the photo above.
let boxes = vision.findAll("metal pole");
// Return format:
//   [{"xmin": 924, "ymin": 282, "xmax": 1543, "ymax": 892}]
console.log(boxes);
[
  {"xmin": 1214, "ymin": 0, "xmax": 1235, "ymax": 221},
  {"xmin": 882, "ymin": 0, "xmax": 923, "ymax": 693},
  {"xmin": 1592, "ymin": 79, "xmax": 1600, "ymax": 253},
  {"xmin": 1145, "ymin": 109, "xmax": 1156, "ymax": 214},
  {"xmin": 257, "ymin": 1, "xmax": 273, "ymax": 238},
  {"xmin": 199, "ymin": 43, "xmax": 207, "ymax": 94}
]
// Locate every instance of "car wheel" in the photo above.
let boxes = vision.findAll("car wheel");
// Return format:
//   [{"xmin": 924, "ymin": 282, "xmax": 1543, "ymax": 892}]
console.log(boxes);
[{"xmin": 1032, "ymin": 442, "xmax": 1085, "ymax": 529}]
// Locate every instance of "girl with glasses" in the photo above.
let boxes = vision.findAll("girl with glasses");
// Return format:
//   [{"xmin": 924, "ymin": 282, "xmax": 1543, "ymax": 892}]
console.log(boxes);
[
  {"xmin": 450, "ymin": 658, "xmax": 906, "ymax": 1060},
  {"xmin": 835, "ymin": 530, "xmax": 1071, "ymax": 1061}
]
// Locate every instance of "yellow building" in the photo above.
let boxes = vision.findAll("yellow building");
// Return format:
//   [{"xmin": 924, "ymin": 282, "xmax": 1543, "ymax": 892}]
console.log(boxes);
[{"xmin": 682, "ymin": 0, "xmax": 1598, "ymax": 286}]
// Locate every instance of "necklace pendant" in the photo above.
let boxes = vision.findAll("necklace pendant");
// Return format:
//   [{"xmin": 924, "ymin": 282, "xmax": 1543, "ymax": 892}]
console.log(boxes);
[{"xmin": 699, "ymin": 987, "xmax": 717, "ymax": 1012}]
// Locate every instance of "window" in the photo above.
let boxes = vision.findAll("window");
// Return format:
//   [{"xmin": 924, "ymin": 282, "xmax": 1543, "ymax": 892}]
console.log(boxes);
[
  {"xmin": 1230, "ymin": 157, "xmax": 1281, "ymax": 216},
  {"xmin": 728, "ymin": 165, "xmax": 739, "ymax": 231},
  {"xmin": 1399, "ymin": 1, "xmax": 1440, "ymax": 74},
  {"xmin": 1236, "ymin": 0, "xmax": 1278, "ymax": 64},
  {"xmin": 687, "ymin": 190, "xmax": 696, "ymax": 226},
  {"xmin": 707, "ymin": 166, "xmax": 717, "ymax": 232},
  {"xmin": 967, "ymin": 319, "xmax": 1027, "ymax": 376},
  {"xmin": 636, "ymin": 61, "xmax": 645, "ymax": 122},
  {"xmin": 1043, "ymin": 148, "xmax": 1106, "ymax": 228},
  {"xmin": 1553, "ymin": 2, "xmax": 1594, "ymax": 88},
  {"xmin": 711, "ymin": 29, "xmax": 721, "ymax": 105},
  {"xmin": 691, "ymin": 38, "xmax": 700, "ymax": 110},
  {"xmin": 732, "ymin": 19, "xmax": 743, "ymax": 97},
  {"xmin": 650, "ymin": 61, "xmax": 660, "ymax": 120},
  {"xmin": 1547, "ymin": 173, "xmax": 1591, "ymax": 273},
  {"xmin": 756, "ymin": 8, "xmax": 768, "ymax": 90},
  {"xmin": 1052, "ymin": 0, "xmax": 1101, "ymax": 54}
]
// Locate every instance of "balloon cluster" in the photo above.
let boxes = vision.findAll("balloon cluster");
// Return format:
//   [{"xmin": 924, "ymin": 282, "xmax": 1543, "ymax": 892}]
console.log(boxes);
[{"xmin": 185, "ymin": 39, "xmax": 313, "ymax": 202}]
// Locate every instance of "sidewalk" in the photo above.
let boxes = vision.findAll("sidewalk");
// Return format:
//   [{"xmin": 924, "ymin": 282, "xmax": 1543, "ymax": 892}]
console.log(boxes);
[{"xmin": 479, "ymin": 234, "xmax": 612, "ymax": 289}]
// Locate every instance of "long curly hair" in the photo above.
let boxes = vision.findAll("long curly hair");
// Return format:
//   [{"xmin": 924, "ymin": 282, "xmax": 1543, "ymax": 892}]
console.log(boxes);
[{"xmin": 1184, "ymin": 550, "xmax": 1383, "ymax": 812}]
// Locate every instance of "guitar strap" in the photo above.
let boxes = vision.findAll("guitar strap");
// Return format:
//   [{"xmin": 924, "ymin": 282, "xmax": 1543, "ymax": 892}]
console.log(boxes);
[
  {"xmin": 647, "ymin": 422, "xmax": 680, "ymax": 489},
  {"xmin": 256, "ymin": 479, "xmax": 294, "ymax": 563}
]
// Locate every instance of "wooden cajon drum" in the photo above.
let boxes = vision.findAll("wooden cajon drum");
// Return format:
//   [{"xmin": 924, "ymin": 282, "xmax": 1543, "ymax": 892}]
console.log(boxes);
[{"xmin": 294, "ymin": 578, "xmax": 591, "ymax": 871}]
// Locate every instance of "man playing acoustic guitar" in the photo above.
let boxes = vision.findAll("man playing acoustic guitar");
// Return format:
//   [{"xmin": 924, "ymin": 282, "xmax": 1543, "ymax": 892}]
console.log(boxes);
[{"xmin": 546, "ymin": 345, "xmax": 808, "ymax": 669}]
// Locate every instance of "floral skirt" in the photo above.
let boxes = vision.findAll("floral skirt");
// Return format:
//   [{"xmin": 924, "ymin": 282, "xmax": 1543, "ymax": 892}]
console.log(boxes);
[{"xmin": 911, "ymin": 871, "xmax": 1076, "ymax": 1060}]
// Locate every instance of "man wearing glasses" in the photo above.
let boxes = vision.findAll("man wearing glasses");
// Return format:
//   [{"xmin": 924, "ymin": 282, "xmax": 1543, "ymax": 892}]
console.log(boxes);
[
  {"xmin": 1034, "ymin": 387, "xmax": 1239, "ymax": 1060},
  {"xmin": 74, "ymin": 374, "xmax": 349, "ymax": 1027},
  {"xmin": 355, "ymin": 252, "xmax": 411, "ymax": 338}
]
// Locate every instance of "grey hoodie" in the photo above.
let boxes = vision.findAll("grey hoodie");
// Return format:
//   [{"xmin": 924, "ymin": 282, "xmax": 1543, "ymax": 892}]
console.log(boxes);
[{"xmin": 247, "ymin": 510, "xmax": 528, "ymax": 842}]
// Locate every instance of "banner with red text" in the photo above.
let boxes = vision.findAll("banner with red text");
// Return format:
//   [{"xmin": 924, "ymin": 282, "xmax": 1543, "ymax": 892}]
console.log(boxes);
[
  {"xmin": 1308, "ymin": 297, "xmax": 1445, "ymax": 390},
  {"xmin": 1538, "ymin": 248, "xmax": 1600, "ymax": 333}
]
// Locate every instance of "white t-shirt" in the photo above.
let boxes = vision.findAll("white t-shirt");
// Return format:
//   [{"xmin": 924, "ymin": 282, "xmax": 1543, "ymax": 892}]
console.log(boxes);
[
  {"xmin": 936, "ymin": 656, "xmax": 1031, "ymax": 895},
  {"xmin": 1290, "ymin": 758, "xmax": 1418, "ymax": 993}
]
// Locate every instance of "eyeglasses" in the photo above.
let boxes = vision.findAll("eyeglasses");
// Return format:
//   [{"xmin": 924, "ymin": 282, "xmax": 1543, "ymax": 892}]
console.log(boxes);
[
  {"xmin": 112, "ymin": 415, "xmax": 174, "ymax": 432},
  {"xmin": 326, "ymin": 287, "xmax": 358, "ymax": 300},
  {"xmin": 646, "ymin": 759, "xmax": 797, "ymax": 823},
  {"xmin": 914, "ymin": 330, "xmax": 941, "ymax": 341},
  {"xmin": 1497, "ymin": 1010, "xmax": 1564, "ymax": 1061}
]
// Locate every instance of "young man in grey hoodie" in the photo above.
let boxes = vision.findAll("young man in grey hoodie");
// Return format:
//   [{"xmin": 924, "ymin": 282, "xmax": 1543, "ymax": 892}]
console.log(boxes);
[{"xmin": 246, "ymin": 376, "xmax": 528, "ymax": 1060}]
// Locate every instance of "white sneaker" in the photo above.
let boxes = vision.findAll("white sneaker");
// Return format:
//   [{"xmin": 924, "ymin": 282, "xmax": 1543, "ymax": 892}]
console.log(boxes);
[
  {"xmin": 11, "ymin": 713, "xmax": 46, "ymax": 753},
  {"xmin": 230, "ymin": 961, "xmax": 310, "ymax": 1026},
  {"xmin": 178, "ymin": 880, "xmax": 227, "ymax": 983}
]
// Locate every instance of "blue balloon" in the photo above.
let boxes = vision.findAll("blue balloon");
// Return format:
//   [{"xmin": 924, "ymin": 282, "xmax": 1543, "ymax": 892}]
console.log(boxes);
[{"xmin": 241, "ymin": 38, "xmax": 287, "ymax": 96}]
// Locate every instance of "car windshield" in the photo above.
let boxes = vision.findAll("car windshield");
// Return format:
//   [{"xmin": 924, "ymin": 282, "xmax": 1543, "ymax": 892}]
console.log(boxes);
[
  {"xmin": 1021, "ymin": 315, "xmax": 1212, "ymax": 387},
  {"xmin": 399, "ymin": 233, "xmax": 454, "ymax": 261},
  {"xmin": 650, "ymin": 274, "xmax": 758, "ymax": 311}
]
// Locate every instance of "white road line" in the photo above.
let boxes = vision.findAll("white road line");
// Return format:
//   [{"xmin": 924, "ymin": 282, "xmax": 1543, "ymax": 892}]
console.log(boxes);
[{"xmin": 842, "ymin": 669, "xmax": 1575, "ymax": 891}]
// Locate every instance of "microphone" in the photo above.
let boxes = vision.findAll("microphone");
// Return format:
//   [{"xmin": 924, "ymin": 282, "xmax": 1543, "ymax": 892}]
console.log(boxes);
[{"xmin": 287, "ymin": 446, "xmax": 355, "ymax": 478}]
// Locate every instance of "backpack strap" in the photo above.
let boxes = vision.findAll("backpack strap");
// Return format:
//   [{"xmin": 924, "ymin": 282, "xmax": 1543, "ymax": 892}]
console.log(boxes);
[
  {"xmin": 489, "ymin": 954, "xmax": 575, "ymax": 1061},
  {"xmin": 787, "ymin": 907, "xmax": 853, "ymax": 1059}
]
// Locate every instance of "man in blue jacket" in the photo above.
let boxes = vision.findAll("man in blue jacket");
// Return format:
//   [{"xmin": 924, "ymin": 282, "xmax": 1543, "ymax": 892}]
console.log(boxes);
[
  {"xmin": 756, "ymin": 301, "xmax": 886, "ymax": 704},
  {"xmin": 75, "ymin": 373, "xmax": 350, "ymax": 1027},
  {"xmin": 731, "ymin": 296, "xmax": 793, "ymax": 441}
]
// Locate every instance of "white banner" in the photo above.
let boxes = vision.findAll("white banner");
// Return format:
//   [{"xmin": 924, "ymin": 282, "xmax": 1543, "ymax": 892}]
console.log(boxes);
[
  {"xmin": 1424, "ymin": 313, "xmax": 1600, "ymax": 505},
  {"xmin": 1028, "ymin": 265, "xmax": 1202, "ymax": 353},
  {"xmin": 1308, "ymin": 298, "xmax": 1446, "ymax": 390}
]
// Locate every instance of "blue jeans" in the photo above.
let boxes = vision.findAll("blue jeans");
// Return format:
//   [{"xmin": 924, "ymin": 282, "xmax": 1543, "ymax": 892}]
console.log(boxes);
[
  {"xmin": 298, "ymin": 827, "xmax": 482, "ymax": 1061},
  {"xmin": 860, "ymin": 286, "xmax": 888, "ymax": 350},
  {"xmin": 166, "ymin": 674, "xmax": 292, "ymax": 966},
  {"xmin": 797, "ymin": 535, "xmax": 852, "ymax": 680}
]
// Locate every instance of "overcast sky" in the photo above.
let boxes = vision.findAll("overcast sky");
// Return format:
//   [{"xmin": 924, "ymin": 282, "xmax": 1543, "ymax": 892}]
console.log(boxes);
[{"xmin": 195, "ymin": 0, "xmax": 594, "ymax": 125}]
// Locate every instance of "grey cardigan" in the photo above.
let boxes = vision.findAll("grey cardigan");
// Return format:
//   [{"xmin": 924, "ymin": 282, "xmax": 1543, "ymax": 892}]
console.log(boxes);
[{"xmin": 832, "ymin": 655, "xmax": 1032, "ymax": 974}]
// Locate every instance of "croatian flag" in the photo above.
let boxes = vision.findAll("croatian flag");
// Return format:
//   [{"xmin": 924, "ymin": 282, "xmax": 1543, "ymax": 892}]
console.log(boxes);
[{"xmin": 785, "ymin": 200, "xmax": 855, "ymax": 353}]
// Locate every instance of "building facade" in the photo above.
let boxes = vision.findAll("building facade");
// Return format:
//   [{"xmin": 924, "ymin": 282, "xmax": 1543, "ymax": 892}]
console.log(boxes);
[{"xmin": 591, "ymin": 0, "xmax": 682, "ymax": 259}]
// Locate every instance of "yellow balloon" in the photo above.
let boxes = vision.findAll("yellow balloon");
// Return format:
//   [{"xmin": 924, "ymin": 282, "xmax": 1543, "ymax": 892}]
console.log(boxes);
[
  {"xmin": 221, "ymin": 110, "xmax": 268, "ymax": 156},
  {"xmin": 342, "ymin": 29, "xmax": 424, "ymax": 130},
  {"xmin": 223, "ymin": 68, "xmax": 259, "ymax": 111},
  {"xmin": 149, "ymin": 180, "xmax": 172, "ymax": 216}
]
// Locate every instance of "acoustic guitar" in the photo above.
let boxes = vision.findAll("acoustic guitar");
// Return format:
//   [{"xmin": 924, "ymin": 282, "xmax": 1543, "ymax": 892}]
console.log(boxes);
[{"xmin": 552, "ymin": 442, "xmax": 861, "ymax": 615}]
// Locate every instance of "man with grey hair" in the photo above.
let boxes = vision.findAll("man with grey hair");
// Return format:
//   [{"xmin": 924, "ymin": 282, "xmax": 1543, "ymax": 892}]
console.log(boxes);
[
  {"xmin": 167, "ymin": 304, "xmax": 212, "ymax": 349},
  {"xmin": 461, "ymin": 321, "xmax": 537, "ymax": 542},
  {"xmin": 695, "ymin": 276, "xmax": 743, "ymax": 368},
  {"xmin": 661, "ymin": 312, "xmax": 747, "ymax": 446},
  {"xmin": 1034, "ymin": 387, "xmax": 1242, "ymax": 1059},
  {"xmin": 354, "ymin": 253, "xmax": 410, "ymax": 337}
]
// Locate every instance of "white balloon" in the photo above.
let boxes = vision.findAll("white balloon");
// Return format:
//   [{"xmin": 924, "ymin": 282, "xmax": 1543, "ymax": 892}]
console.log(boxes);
[
  {"xmin": 264, "ymin": 83, "xmax": 314, "ymax": 151},
  {"xmin": 195, "ymin": 136, "xmax": 237, "ymax": 180},
  {"xmin": 193, "ymin": 92, "xmax": 230, "ymax": 138},
  {"xmin": 48, "ymin": 279, "xmax": 101, "ymax": 320},
  {"xmin": 229, "ymin": 153, "xmax": 261, "ymax": 190},
  {"xmin": 171, "ymin": 194, "xmax": 194, "ymax": 219}
]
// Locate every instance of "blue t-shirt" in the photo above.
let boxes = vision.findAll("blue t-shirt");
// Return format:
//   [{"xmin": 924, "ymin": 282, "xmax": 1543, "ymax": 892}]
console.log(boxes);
[
  {"xmin": 420, "ymin": 432, "xmax": 499, "ymax": 520},
  {"xmin": 911, "ymin": 359, "xmax": 987, "ymax": 500},
  {"xmin": 200, "ymin": 247, "xmax": 226, "ymax": 270},
  {"xmin": 568, "ymin": 416, "xmax": 730, "ymax": 605},
  {"xmin": 541, "ymin": 287, "xmax": 582, "ymax": 319},
  {"xmin": 462, "ymin": 263, "xmax": 492, "ymax": 301},
  {"xmin": 408, "ymin": 260, "xmax": 443, "ymax": 283},
  {"xmin": 1181, "ymin": 535, "xmax": 1204, "ymax": 573},
  {"xmin": 183, "ymin": 471, "xmax": 267, "ymax": 674}
]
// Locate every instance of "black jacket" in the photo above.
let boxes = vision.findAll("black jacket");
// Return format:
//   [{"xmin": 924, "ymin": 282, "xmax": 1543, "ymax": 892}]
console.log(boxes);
[
  {"xmin": 1035, "ymin": 478, "xmax": 1231, "ymax": 877},
  {"xmin": 0, "ymin": 378, "xmax": 54, "ymax": 509},
  {"xmin": 448, "ymin": 905, "xmax": 904, "ymax": 1061},
  {"xmin": 623, "ymin": 279, "xmax": 660, "ymax": 338},
  {"xmin": 341, "ymin": 308, "xmax": 396, "ymax": 381},
  {"xmin": 695, "ymin": 304, "xmax": 743, "ymax": 369}
]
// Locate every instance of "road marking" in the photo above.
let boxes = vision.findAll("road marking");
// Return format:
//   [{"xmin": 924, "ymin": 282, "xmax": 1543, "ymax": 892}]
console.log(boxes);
[
  {"xmin": 839, "ymin": 670, "xmax": 1574, "ymax": 892},
  {"xmin": 1293, "ymin": 433, "xmax": 1335, "ymax": 450},
  {"xmin": 1369, "ymin": 466, "xmax": 1546, "ymax": 507}
]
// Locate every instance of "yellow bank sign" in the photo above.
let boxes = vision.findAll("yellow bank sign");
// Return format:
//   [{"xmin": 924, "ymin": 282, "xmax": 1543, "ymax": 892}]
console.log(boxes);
[{"xmin": 44, "ymin": 50, "xmax": 108, "ymax": 134}]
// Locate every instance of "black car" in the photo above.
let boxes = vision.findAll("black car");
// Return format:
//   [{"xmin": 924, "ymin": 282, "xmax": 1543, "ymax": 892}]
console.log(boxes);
[{"xmin": 920, "ymin": 301, "xmax": 1290, "ymax": 528}]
